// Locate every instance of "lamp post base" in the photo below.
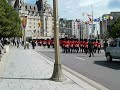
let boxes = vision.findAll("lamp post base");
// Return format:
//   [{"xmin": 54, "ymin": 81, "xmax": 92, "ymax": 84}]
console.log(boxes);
[{"xmin": 50, "ymin": 64, "xmax": 66, "ymax": 82}]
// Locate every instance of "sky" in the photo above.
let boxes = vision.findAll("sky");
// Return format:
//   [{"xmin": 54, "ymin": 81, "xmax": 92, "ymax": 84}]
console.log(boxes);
[{"xmin": 25, "ymin": 0, "xmax": 120, "ymax": 21}]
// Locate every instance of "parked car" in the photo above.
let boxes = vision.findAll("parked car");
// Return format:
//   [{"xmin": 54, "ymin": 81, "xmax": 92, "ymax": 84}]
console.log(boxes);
[{"xmin": 105, "ymin": 38, "xmax": 120, "ymax": 62}]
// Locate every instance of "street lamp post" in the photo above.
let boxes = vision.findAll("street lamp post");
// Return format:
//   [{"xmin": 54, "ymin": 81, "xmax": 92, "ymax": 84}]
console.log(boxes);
[
  {"xmin": 50, "ymin": 0, "xmax": 65, "ymax": 82},
  {"xmin": 22, "ymin": 0, "xmax": 27, "ymax": 49}
]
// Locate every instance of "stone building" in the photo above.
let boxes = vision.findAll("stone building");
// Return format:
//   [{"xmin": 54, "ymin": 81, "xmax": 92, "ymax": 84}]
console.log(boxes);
[
  {"xmin": 7, "ymin": 0, "xmax": 53, "ymax": 39},
  {"xmin": 59, "ymin": 18, "xmax": 84, "ymax": 39}
]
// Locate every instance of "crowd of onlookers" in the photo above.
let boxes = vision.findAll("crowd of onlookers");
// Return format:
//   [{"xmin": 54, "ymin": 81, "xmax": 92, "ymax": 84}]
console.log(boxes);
[{"xmin": 0, "ymin": 38, "xmax": 7, "ymax": 61}]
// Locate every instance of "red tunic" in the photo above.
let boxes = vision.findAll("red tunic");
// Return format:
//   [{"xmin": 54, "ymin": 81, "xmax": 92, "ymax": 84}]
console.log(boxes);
[
  {"xmin": 95, "ymin": 42, "xmax": 98, "ymax": 47},
  {"xmin": 97, "ymin": 42, "xmax": 101, "ymax": 48},
  {"xmin": 85, "ymin": 42, "xmax": 88, "ymax": 48},
  {"xmin": 47, "ymin": 40, "xmax": 51, "ymax": 45},
  {"xmin": 43, "ymin": 40, "xmax": 46, "ymax": 45},
  {"xmin": 75, "ymin": 41, "xmax": 80, "ymax": 47},
  {"xmin": 82, "ymin": 41, "xmax": 85, "ymax": 47},
  {"xmin": 70, "ymin": 41, "xmax": 74, "ymax": 48},
  {"xmin": 65, "ymin": 41, "xmax": 70, "ymax": 48}
]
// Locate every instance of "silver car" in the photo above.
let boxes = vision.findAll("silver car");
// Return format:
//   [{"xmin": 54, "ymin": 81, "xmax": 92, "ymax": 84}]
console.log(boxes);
[{"xmin": 106, "ymin": 38, "xmax": 120, "ymax": 62}]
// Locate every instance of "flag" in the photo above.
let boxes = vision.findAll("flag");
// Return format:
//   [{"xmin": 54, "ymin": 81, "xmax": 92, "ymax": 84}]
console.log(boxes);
[
  {"xmin": 103, "ymin": 15, "xmax": 109, "ymax": 20},
  {"xmin": 93, "ymin": 18, "xmax": 100, "ymax": 22},
  {"xmin": 22, "ymin": 16, "xmax": 27, "ymax": 29},
  {"xmin": 88, "ymin": 17, "xmax": 92, "ymax": 22},
  {"xmin": 106, "ymin": 15, "xmax": 109, "ymax": 19},
  {"xmin": 85, "ymin": 21, "xmax": 89, "ymax": 24},
  {"xmin": 109, "ymin": 16, "xmax": 113, "ymax": 20},
  {"xmin": 38, "ymin": 21, "xmax": 41, "ymax": 27},
  {"xmin": 86, "ymin": 13, "xmax": 92, "ymax": 17},
  {"xmin": 82, "ymin": 12, "xmax": 92, "ymax": 17}
]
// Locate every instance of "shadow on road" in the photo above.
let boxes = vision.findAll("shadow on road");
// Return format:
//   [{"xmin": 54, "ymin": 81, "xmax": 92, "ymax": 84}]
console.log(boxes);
[{"xmin": 94, "ymin": 60, "xmax": 120, "ymax": 70}]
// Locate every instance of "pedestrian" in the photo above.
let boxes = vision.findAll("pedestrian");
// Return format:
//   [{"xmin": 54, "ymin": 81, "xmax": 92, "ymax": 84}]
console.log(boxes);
[
  {"xmin": 94, "ymin": 40, "xmax": 98, "ymax": 53},
  {"xmin": 75, "ymin": 39, "xmax": 79, "ymax": 53},
  {"xmin": 84, "ymin": 39, "xmax": 88, "ymax": 54},
  {"xmin": 88, "ymin": 39, "xmax": 94, "ymax": 57},
  {"xmin": 81, "ymin": 39, "xmax": 85, "ymax": 53},
  {"xmin": 62, "ymin": 39, "xmax": 66, "ymax": 53},
  {"xmin": 47, "ymin": 39, "xmax": 51, "ymax": 48},
  {"xmin": 39, "ymin": 39, "xmax": 42, "ymax": 46},
  {"xmin": 17, "ymin": 40, "xmax": 19, "ymax": 48},
  {"xmin": 0, "ymin": 41, "xmax": 4, "ymax": 61},
  {"xmin": 65, "ymin": 39, "xmax": 70, "ymax": 53},
  {"xmin": 70, "ymin": 39, "xmax": 74, "ymax": 53},
  {"xmin": 13, "ymin": 39, "xmax": 15, "ymax": 46},
  {"xmin": 22, "ymin": 41, "xmax": 24, "ymax": 46},
  {"xmin": 32, "ymin": 40, "xmax": 36, "ymax": 49},
  {"xmin": 97, "ymin": 40, "xmax": 101, "ymax": 53},
  {"xmin": 43, "ymin": 39, "xmax": 46, "ymax": 48},
  {"xmin": 103, "ymin": 40, "xmax": 108, "ymax": 53}
]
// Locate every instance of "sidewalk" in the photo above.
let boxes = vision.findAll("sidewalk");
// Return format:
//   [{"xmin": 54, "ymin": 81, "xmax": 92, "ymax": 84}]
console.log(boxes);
[{"xmin": 0, "ymin": 47, "xmax": 104, "ymax": 90}]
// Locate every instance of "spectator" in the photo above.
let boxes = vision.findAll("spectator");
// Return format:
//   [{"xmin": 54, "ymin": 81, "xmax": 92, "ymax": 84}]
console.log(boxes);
[
  {"xmin": 31, "ymin": 40, "xmax": 36, "ymax": 49},
  {"xmin": 17, "ymin": 40, "xmax": 19, "ymax": 48},
  {"xmin": 103, "ymin": 40, "xmax": 108, "ymax": 53},
  {"xmin": 0, "ymin": 40, "xmax": 4, "ymax": 60}
]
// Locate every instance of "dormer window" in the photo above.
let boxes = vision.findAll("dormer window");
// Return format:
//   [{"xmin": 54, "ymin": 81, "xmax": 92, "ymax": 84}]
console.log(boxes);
[
  {"xmin": 34, "ymin": 7, "xmax": 36, "ymax": 10},
  {"xmin": 30, "ymin": 6, "xmax": 32, "ymax": 9}
]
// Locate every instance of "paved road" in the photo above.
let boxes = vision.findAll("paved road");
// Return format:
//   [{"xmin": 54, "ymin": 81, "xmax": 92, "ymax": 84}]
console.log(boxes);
[{"xmin": 35, "ymin": 46, "xmax": 120, "ymax": 90}]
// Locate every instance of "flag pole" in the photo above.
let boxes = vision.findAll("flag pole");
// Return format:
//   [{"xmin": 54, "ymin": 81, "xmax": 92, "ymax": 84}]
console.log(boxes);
[{"xmin": 91, "ymin": 4, "xmax": 94, "ymax": 39}]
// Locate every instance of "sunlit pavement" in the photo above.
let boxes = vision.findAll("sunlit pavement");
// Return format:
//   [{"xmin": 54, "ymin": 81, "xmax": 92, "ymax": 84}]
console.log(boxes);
[{"xmin": 0, "ymin": 47, "xmax": 99, "ymax": 90}]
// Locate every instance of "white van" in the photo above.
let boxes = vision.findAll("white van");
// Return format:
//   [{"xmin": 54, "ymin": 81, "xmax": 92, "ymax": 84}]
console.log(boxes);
[{"xmin": 106, "ymin": 38, "xmax": 120, "ymax": 62}]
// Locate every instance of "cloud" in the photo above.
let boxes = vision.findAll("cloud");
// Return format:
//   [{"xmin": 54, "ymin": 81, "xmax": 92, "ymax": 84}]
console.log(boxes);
[
  {"xmin": 25, "ymin": 0, "xmax": 35, "ymax": 4},
  {"xmin": 25, "ymin": 0, "xmax": 120, "ymax": 20},
  {"xmin": 78, "ymin": 0, "xmax": 102, "ymax": 7},
  {"xmin": 108, "ymin": 0, "xmax": 120, "ymax": 9}
]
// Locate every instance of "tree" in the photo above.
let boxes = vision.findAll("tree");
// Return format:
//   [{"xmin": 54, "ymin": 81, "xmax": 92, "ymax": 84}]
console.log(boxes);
[
  {"xmin": 108, "ymin": 18, "xmax": 120, "ymax": 39},
  {"xmin": 0, "ymin": 0, "xmax": 22, "ymax": 38}
]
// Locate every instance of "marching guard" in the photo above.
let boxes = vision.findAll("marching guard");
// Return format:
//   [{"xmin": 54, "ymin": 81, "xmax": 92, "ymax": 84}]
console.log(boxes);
[{"xmin": 97, "ymin": 40, "xmax": 101, "ymax": 53}]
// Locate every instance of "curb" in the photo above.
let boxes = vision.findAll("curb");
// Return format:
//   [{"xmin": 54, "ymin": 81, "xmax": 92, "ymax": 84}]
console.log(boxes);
[{"xmin": 35, "ymin": 51, "xmax": 110, "ymax": 90}]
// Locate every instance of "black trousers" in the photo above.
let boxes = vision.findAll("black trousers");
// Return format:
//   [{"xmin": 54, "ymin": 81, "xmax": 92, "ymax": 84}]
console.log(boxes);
[
  {"xmin": 97, "ymin": 48, "xmax": 101, "ymax": 53},
  {"xmin": 75, "ymin": 47, "xmax": 79, "ymax": 53},
  {"xmin": 89, "ymin": 48, "xmax": 94, "ymax": 57}
]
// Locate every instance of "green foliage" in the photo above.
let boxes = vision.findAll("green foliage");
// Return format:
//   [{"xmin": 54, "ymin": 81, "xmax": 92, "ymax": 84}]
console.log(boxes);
[
  {"xmin": 0, "ymin": 0, "xmax": 22, "ymax": 37},
  {"xmin": 108, "ymin": 18, "xmax": 120, "ymax": 39}
]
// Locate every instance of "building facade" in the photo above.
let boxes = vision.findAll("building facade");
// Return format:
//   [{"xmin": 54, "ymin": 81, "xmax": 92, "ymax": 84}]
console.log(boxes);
[
  {"xmin": 7, "ymin": 0, "xmax": 53, "ymax": 39},
  {"xmin": 59, "ymin": 18, "xmax": 84, "ymax": 39},
  {"xmin": 100, "ymin": 12, "xmax": 120, "ymax": 39}
]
